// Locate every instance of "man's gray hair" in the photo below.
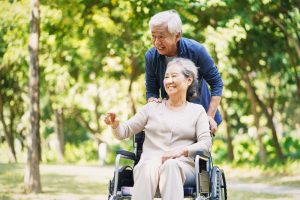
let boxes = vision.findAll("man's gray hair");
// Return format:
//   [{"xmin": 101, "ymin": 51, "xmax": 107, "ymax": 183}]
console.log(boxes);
[
  {"xmin": 167, "ymin": 58, "xmax": 199, "ymax": 101},
  {"xmin": 149, "ymin": 10, "xmax": 182, "ymax": 36}
]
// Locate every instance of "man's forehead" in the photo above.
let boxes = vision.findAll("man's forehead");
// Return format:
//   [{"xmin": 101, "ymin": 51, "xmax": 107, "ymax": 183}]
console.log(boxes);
[
  {"xmin": 151, "ymin": 30, "xmax": 167, "ymax": 35},
  {"xmin": 151, "ymin": 25, "xmax": 169, "ymax": 34}
]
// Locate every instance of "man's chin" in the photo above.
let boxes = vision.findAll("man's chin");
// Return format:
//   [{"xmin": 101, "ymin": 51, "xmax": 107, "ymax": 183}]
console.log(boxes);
[{"xmin": 157, "ymin": 49, "xmax": 166, "ymax": 55}]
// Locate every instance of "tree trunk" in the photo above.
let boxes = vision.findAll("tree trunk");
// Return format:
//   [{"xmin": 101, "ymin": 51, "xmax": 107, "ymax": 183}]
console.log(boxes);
[
  {"xmin": 268, "ymin": 14, "xmax": 300, "ymax": 100},
  {"xmin": 243, "ymin": 73, "xmax": 285, "ymax": 161},
  {"xmin": 0, "ymin": 89, "xmax": 17, "ymax": 162},
  {"xmin": 94, "ymin": 84, "xmax": 102, "ymax": 135},
  {"xmin": 128, "ymin": 56, "xmax": 140, "ymax": 115},
  {"xmin": 220, "ymin": 101, "xmax": 234, "ymax": 161},
  {"xmin": 55, "ymin": 108, "xmax": 64, "ymax": 162},
  {"xmin": 269, "ymin": 15, "xmax": 300, "ymax": 61},
  {"xmin": 24, "ymin": 0, "xmax": 41, "ymax": 193},
  {"xmin": 128, "ymin": 79, "xmax": 137, "ymax": 114},
  {"xmin": 242, "ymin": 73, "xmax": 267, "ymax": 164},
  {"xmin": 293, "ymin": 64, "xmax": 300, "ymax": 101}
]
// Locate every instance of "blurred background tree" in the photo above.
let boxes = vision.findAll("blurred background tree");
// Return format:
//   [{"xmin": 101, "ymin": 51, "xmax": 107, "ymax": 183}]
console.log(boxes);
[{"xmin": 0, "ymin": 0, "xmax": 299, "ymax": 169}]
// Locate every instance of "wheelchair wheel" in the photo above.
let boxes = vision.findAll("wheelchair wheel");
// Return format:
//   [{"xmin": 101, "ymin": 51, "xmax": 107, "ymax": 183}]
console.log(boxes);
[
  {"xmin": 220, "ymin": 169, "xmax": 227, "ymax": 200},
  {"xmin": 210, "ymin": 167, "xmax": 227, "ymax": 200}
]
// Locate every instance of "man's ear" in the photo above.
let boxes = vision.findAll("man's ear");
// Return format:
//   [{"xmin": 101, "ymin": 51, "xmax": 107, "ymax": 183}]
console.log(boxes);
[{"xmin": 175, "ymin": 32, "xmax": 181, "ymax": 42}]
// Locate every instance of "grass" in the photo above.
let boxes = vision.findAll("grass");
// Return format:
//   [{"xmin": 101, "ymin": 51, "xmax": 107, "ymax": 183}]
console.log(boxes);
[
  {"xmin": 227, "ymin": 189, "xmax": 292, "ymax": 200},
  {"xmin": 0, "ymin": 163, "xmax": 112, "ymax": 200},
  {"xmin": 1, "ymin": 162, "xmax": 300, "ymax": 200},
  {"xmin": 222, "ymin": 160, "xmax": 300, "ymax": 188}
]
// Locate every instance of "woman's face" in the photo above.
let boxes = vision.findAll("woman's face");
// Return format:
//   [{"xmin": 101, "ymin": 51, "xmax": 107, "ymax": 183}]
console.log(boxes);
[
  {"xmin": 151, "ymin": 24, "xmax": 180, "ymax": 57},
  {"xmin": 163, "ymin": 64, "xmax": 192, "ymax": 98}
]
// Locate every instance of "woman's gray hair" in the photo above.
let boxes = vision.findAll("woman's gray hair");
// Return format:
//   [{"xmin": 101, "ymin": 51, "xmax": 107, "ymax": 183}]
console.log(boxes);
[
  {"xmin": 149, "ymin": 10, "xmax": 182, "ymax": 36},
  {"xmin": 167, "ymin": 58, "xmax": 199, "ymax": 101}
]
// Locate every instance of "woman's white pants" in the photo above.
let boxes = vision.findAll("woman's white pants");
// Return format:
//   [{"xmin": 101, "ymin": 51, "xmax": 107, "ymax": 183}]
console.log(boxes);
[{"xmin": 132, "ymin": 158, "xmax": 195, "ymax": 200}]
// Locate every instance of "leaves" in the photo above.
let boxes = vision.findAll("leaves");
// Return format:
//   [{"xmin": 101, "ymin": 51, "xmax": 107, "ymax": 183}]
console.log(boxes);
[{"xmin": 0, "ymin": 0, "xmax": 299, "ymax": 163}]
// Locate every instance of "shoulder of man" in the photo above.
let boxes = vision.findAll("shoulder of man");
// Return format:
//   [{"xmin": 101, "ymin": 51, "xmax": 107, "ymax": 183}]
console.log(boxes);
[
  {"xmin": 145, "ymin": 47, "xmax": 157, "ymax": 57},
  {"xmin": 181, "ymin": 37, "xmax": 206, "ymax": 52}
]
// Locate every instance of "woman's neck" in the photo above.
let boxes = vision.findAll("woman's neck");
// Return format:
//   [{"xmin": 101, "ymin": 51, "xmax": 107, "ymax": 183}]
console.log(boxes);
[{"xmin": 167, "ymin": 97, "xmax": 187, "ymax": 108}]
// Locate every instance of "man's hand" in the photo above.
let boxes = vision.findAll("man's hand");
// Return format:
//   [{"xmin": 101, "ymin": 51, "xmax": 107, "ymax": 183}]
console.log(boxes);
[
  {"xmin": 207, "ymin": 96, "xmax": 221, "ymax": 135},
  {"xmin": 104, "ymin": 112, "xmax": 119, "ymax": 129},
  {"xmin": 147, "ymin": 97, "xmax": 162, "ymax": 103},
  {"xmin": 161, "ymin": 148, "xmax": 188, "ymax": 164},
  {"xmin": 208, "ymin": 116, "xmax": 217, "ymax": 135}
]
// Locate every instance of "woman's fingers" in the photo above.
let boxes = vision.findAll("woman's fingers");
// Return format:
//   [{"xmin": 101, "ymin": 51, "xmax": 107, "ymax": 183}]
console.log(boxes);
[
  {"xmin": 107, "ymin": 112, "xmax": 116, "ymax": 122},
  {"xmin": 104, "ymin": 112, "xmax": 116, "ymax": 125},
  {"xmin": 104, "ymin": 112, "xmax": 120, "ymax": 129},
  {"xmin": 161, "ymin": 150, "xmax": 183, "ymax": 163}
]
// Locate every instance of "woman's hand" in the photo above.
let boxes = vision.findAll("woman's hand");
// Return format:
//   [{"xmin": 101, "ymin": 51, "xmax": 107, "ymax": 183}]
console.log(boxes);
[
  {"xmin": 161, "ymin": 148, "xmax": 188, "ymax": 163},
  {"xmin": 104, "ymin": 112, "xmax": 120, "ymax": 129}
]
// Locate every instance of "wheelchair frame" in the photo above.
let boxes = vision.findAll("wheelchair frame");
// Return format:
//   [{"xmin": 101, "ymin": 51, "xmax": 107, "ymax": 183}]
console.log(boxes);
[{"xmin": 108, "ymin": 131, "xmax": 227, "ymax": 200}]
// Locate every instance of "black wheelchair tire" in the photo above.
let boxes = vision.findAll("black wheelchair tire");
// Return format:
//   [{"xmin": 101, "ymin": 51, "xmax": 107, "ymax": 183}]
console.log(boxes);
[
  {"xmin": 210, "ymin": 166, "xmax": 227, "ymax": 200},
  {"xmin": 220, "ymin": 169, "xmax": 227, "ymax": 200},
  {"xmin": 210, "ymin": 166, "xmax": 219, "ymax": 200}
]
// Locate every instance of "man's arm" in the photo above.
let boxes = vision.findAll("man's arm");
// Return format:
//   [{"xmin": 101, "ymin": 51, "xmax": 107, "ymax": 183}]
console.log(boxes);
[
  {"xmin": 197, "ymin": 45, "xmax": 223, "ymax": 133},
  {"xmin": 207, "ymin": 96, "xmax": 221, "ymax": 134},
  {"xmin": 145, "ymin": 51, "xmax": 160, "ymax": 101}
]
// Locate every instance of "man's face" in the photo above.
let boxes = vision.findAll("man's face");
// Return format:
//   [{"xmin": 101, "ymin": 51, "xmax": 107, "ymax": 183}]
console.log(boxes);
[{"xmin": 151, "ymin": 24, "xmax": 180, "ymax": 57}]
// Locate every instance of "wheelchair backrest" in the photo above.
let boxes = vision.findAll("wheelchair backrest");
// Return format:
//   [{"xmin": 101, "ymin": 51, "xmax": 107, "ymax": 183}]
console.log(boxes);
[{"xmin": 133, "ymin": 131, "xmax": 145, "ymax": 165}]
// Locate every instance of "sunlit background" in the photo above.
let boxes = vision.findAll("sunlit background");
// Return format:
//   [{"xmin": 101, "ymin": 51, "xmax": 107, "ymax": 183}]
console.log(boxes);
[{"xmin": 0, "ymin": 0, "xmax": 299, "ymax": 199}]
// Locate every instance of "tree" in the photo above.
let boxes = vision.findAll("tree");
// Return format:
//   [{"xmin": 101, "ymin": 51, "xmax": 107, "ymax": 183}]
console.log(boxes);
[{"xmin": 24, "ymin": 0, "xmax": 41, "ymax": 193}]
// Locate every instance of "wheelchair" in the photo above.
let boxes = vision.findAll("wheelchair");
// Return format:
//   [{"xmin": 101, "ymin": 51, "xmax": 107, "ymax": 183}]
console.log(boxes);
[{"xmin": 108, "ymin": 131, "xmax": 227, "ymax": 200}]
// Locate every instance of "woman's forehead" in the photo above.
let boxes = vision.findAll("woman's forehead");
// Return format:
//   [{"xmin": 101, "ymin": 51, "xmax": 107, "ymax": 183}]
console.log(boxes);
[{"xmin": 166, "ymin": 64, "xmax": 182, "ymax": 73}]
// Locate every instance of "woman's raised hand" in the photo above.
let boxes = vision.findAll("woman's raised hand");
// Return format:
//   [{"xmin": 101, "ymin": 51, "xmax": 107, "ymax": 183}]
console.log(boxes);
[{"xmin": 104, "ymin": 112, "xmax": 120, "ymax": 129}]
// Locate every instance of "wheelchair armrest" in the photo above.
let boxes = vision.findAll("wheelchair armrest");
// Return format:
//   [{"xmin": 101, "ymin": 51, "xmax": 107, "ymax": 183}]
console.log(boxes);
[
  {"xmin": 116, "ymin": 149, "xmax": 136, "ymax": 161},
  {"xmin": 194, "ymin": 150, "xmax": 210, "ymax": 197},
  {"xmin": 195, "ymin": 150, "xmax": 210, "ymax": 159},
  {"xmin": 112, "ymin": 150, "xmax": 136, "ymax": 196}
]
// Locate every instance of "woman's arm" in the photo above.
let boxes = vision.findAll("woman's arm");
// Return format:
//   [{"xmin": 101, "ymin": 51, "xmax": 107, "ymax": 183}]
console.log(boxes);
[
  {"xmin": 186, "ymin": 109, "xmax": 212, "ymax": 157},
  {"xmin": 104, "ymin": 104, "xmax": 149, "ymax": 140}
]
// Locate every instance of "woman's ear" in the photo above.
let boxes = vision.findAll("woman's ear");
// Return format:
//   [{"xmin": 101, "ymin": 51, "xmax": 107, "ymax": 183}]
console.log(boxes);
[{"xmin": 187, "ymin": 77, "xmax": 193, "ymax": 86}]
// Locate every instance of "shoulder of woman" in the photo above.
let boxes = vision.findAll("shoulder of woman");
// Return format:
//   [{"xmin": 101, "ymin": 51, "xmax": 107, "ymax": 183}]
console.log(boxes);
[
  {"xmin": 144, "ymin": 101, "xmax": 162, "ymax": 110},
  {"xmin": 188, "ymin": 102, "xmax": 206, "ymax": 113}
]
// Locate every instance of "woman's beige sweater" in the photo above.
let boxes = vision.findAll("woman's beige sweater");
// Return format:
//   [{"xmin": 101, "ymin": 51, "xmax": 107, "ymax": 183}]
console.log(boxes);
[{"xmin": 113, "ymin": 100, "xmax": 212, "ymax": 162}]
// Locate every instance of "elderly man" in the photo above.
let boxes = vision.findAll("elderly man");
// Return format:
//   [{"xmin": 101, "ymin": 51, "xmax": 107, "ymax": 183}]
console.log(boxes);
[{"xmin": 145, "ymin": 10, "xmax": 223, "ymax": 134}]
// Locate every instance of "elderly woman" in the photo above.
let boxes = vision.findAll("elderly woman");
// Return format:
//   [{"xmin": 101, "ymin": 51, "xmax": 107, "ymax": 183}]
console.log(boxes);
[{"xmin": 104, "ymin": 58, "xmax": 212, "ymax": 200}]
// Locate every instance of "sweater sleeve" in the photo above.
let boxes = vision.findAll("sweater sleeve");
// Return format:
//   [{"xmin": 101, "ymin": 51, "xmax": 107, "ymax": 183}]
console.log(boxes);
[
  {"xmin": 112, "ymin": 103, "xmax": 149, "ymax": 140},
  {"xmin": 186, "ymin": 108, "xmax": 212, "ymax": 157}
]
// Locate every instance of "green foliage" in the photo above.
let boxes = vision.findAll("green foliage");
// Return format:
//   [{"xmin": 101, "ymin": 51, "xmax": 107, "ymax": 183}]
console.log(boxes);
[
  {"xmin": 282, "ymin": 135, "xmax": 300, "ymax": 159},
  {"xmin": 43, "ymin": 140, "xmax": 98, "ymax": 163},
  {"xmin": 213, "ymin": 133, "xmax": 300, "ymax": 166},
  {"xmin": 64, "ymin": 141, "xmax": 98, "ymax": 163},
  {"xmin": 0, "ymin": 0, "xmax": 299, "ymax": 165}
]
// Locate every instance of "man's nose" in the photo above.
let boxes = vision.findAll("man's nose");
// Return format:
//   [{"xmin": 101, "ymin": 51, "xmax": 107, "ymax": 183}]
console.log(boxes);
[{"xmin": 154, "ymin": 38, "xmax": 161, "ymax": 45}]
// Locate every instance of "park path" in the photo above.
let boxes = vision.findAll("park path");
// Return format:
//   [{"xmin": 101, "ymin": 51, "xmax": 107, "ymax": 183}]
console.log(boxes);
[
  {"xmin": 3, "ymin": 164, "xmax": 299, "ymax": 200},
  {"xmin": 229, "ymin": 181, "xmax": 300, "ymax": 195},
  {"xmin": 97, "ymin": 165, "xmax": 300, "ymax": 200}
]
